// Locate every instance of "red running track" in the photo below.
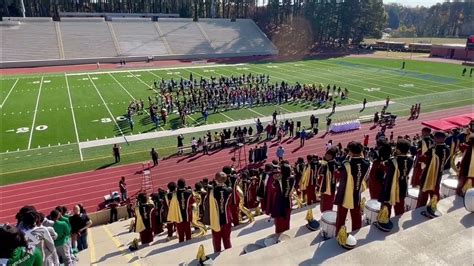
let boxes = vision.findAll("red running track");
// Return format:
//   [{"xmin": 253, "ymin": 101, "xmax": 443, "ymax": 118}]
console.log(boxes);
[{"xmin": 0, "ymin": 106, "xmax": 471, "ymax": 223}]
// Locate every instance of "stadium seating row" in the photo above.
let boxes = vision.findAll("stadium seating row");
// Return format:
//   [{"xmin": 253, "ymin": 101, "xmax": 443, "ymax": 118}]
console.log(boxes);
[{"xmin": 0, "ymin": 18, "xmax": 277, "ymax": 63}]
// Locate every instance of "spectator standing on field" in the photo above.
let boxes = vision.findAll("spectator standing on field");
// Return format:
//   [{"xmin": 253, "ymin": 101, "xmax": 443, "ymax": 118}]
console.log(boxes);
[
  {"xmin": 151, "ymin": 148, "xmax": 159, "ymax": 167},
  {"xmin": 276, "ymin": 146, "xmax": 285, "ymax": 161},
  {"xmin": 119, "ymin": 176, "xmax": 127, "ymax": 202},
  {"xmin": 177, "ymin": 134, "xmax": 184, "ymax": 155},
  {"xmin": 300, "ymin": 128, "xmax": 306, "ymax": 147},
  {"xmin": 113, "ymin": 144, "xmax": 121, "ymax": 163}
]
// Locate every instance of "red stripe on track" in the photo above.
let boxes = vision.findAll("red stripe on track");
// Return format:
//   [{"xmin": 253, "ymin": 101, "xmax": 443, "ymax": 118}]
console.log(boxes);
[{"xmin": 1, "ymin": 106, "xmax": 471, "ymax": 223}]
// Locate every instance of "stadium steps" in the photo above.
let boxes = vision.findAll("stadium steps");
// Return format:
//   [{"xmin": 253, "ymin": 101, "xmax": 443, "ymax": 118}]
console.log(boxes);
[
  {"xmin": 107, "ymin": 22, "xmax": 122, "ymax": 56},
  {"xmin": 212, "ymin": 195, "xmax": 469, "ymax": 265},
  {"xmin": 76, "ymin": 221, "xmax": 141, "ymax": 265},
  {"xmin": 54, "ymin": 22, "xmax": 65, "ymax": 59},
  {"xmin": 154, "ymin": 22, "xmax": 174, "ymax": 55}
]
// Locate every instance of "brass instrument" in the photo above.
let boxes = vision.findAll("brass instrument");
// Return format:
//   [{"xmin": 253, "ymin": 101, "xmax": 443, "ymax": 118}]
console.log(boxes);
[
  {"xmin": 237, "ymin": 184, "xmax": 255, "ymax": 223},
  {"xmin": 292, "ymin": 190, "xmax": 303, "ymax": 209},
  {"xmin": 451, "ymin": 150, "xmax": 463, "ymax": 175},
  {"xmin": 191, "ymin": 192, "xmax": 207, "ymax": 238}
]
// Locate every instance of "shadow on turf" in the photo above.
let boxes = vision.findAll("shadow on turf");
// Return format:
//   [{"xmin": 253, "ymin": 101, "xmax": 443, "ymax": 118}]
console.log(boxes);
[{"xmin": 96, "ymin": 162, "xmax": 117, "ymax": 170}]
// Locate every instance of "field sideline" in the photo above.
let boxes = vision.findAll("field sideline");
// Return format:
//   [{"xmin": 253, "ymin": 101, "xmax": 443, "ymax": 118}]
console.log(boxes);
[{"xmin": 0, "ymin": 57, "xmax": 473, "ymax": 184}]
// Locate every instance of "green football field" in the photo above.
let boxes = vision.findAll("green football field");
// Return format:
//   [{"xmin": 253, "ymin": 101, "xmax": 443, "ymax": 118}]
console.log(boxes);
[{"xmin": 1, "ymin": 57, "xmax": 473, "ymax": 184}]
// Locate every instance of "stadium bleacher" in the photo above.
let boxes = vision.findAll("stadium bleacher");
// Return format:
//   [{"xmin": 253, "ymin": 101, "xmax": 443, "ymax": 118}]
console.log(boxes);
[
  {"xmin": 158, "ymin": 18, "xmax": 215, "ymax": 55},
  {"xmin": 111, "ymin": 18, "xmax": 170, "ymax": 56},
  {"xmin": 0, "ymin": 17, "xmax": 277, "ymax": 67},
  {"xmin": 199, "ymin": 18, "xmax": 277, "ymax": 54},
  {"xmin": 0, "ymin": 19, "xmax": 61, "ymax": 62},
  {"xmin": 60, "ymin": 18, "xmax": 119, "ymax": 59}
]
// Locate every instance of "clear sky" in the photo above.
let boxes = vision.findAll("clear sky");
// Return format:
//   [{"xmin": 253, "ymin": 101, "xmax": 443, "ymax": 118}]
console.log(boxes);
[{"xmin": 383, "ymin": 0, "xmax": 443, "ymax": 7}]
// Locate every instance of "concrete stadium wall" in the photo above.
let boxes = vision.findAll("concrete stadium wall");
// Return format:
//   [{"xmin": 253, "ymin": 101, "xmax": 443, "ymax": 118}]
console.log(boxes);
[
  {"xmin": 87, "ymin": 206, "xmax": 131, "ymax": 226},
  {"xmin": 0, "ymin": 50, "xmax": 277, "ymax": 69},
  {"xmin": 431, "ymin": 47, "xmax": 474, "ymax": 61}
]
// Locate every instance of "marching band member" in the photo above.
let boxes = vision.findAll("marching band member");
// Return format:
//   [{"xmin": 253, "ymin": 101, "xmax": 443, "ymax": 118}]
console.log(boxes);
[
  {"xmin": 318, "ymin": 147, "xmax": 339, "ymax": 213},
  {"xmin": 368, "ymin": 140, "xmax": 392, "ymax": 200},
  {"xmin": 167, "ymin": 179, "xmax": 194, "ymax": 242},
  {"xmin": 207, "ymin": 172, "xmax": 234, "ymax": 253},
  {"xmin": 375, "ymin": 139, "xmax": 414, "ymax": 231},
  {"xmin": 300, "ymin": 155, "xmax": 319, "ymax": 205},
  {"xmin": 334, "ymin": 141, "xmax": 370, "ymax": 249},
  {"xmin": 270, "ymin": 161, "xmax": 296, "ymax": 234},
  {"xmin": 416, "ymin": 131, "xmax": 451, "ymax": 218},
  {"xmin": 134, "ymin": 192, "xmax": 154, "ymax": 244},
  {"xmin": 151, "ymin": 189, "xmax": 167, "ymax": 235},
  {"xmin": 411, "ymin": 127, "xmax": 434, "ymax": 187},
  {"xmin": 257, "ymin": 163, "xmax": 276, "ymax": 215},
  {"xmin": 244, "ymin": 170, "xmax": 260, "ymax": 210},
  {"xmin": 457, "ymin": 121, "xmax": 474, "ymax": 196},
  {"xmin": 223, "ymin": 166, "xmax": 240, "ymax": 226}
]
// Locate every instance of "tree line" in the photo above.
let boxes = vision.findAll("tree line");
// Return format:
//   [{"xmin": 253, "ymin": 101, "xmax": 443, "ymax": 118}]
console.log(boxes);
[{"xmin": 385, "ymin": 1, "xmax": 473, "ymax": 38}]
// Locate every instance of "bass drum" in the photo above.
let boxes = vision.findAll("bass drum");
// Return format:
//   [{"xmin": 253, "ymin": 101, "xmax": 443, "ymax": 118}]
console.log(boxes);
[{"xmin": 464, "ymin": 188, "xmax": 474, "ymax": 212}]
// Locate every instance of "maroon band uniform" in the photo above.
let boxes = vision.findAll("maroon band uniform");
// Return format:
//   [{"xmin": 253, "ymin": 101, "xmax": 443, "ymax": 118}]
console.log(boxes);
[
  {"xmin": 334, "ymin": 157, "xmax": 370, "ymax": 234},
  {"xmin": 416, "ymin": 144, "xmax": 450, "ymax": 208},
  {"xmin": 379, "ymin": 155, "xmax": 414, "ymax": 216},
  {"xmin": 175, "ymin": 188, "xmax": 195, "ymax": 242},
  {"xmin": 318, "ymin": 159, "xmax": 338, "ymax": 213}
]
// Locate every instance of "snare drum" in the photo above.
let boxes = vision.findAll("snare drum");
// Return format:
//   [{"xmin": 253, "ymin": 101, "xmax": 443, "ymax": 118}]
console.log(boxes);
[
  {"xmin": 364, "ymin": 199, "xmax": 381, "ymax": 225},
  {"xmin": 321, "ymin": 211, "xmax": 337, "ymax": 239},
  {"xmin": 440, "ymin": 179, "xmax": 458, "ymax": 198},
  {"xmin": 404, "ymin": 187, "xmax": 419, "ymax": 211}
]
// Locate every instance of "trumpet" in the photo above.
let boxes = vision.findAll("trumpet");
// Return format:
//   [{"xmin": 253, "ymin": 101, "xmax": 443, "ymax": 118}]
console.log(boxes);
[{"xmin": 191, "ymin": 192, "xmax": 207, "ymax": 238}]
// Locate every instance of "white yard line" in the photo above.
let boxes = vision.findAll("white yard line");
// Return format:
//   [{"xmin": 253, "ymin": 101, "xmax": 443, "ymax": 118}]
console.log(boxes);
[
  {"xmin": 65, "ymin": 63, "xmax": 246, "ymax": 76},
  {"xmin": 278, "ymin": 105, "xmax": 292, "ymax": 113},
  {"xmin": 248, "ymin": 108, "xmax": 265, "ymax": 117},
  {"xmin": 108, "ymin": 73, "xmax": 137, "ymax": 100},
  {"xmin": 0, "ymin": 78, "xmax": 19, "ymax": 109},
  {"xmin": 147, "ymin": 70, "xmax": 161, "ymax": 79},
  {"xmin": 88, "ymin": 74, "xmax": 128, "ymax": 144},
  {"xmin": 220, "ymin": 112, "xmax": 234, "ymax": 121},
  {"xmin": 27, "ymin": 77, "xmax": 44, "ymax": 150},
  {"xmin": 65, "ymin": 74, "xmax": 83, "ymax": 161}
]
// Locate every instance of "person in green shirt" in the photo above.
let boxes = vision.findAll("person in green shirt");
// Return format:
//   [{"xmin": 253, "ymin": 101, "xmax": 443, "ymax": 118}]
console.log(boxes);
[
  {"xmin": 50, "ymin": 210, "xmax": 75, "ymax": 266},
  {"xmin": 0, "ymin": 224, "xmax": 42, "ymax": 266}
]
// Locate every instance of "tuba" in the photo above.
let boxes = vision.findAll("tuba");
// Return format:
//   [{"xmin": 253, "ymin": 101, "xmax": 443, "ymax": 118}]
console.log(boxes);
[
  {"xmin": 191, "ymin": 192, "xmax": 207, "ymax": 238},
  {"xmin": 237, "ymin": 184, "xmax": 255, "ymax": 223}
]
